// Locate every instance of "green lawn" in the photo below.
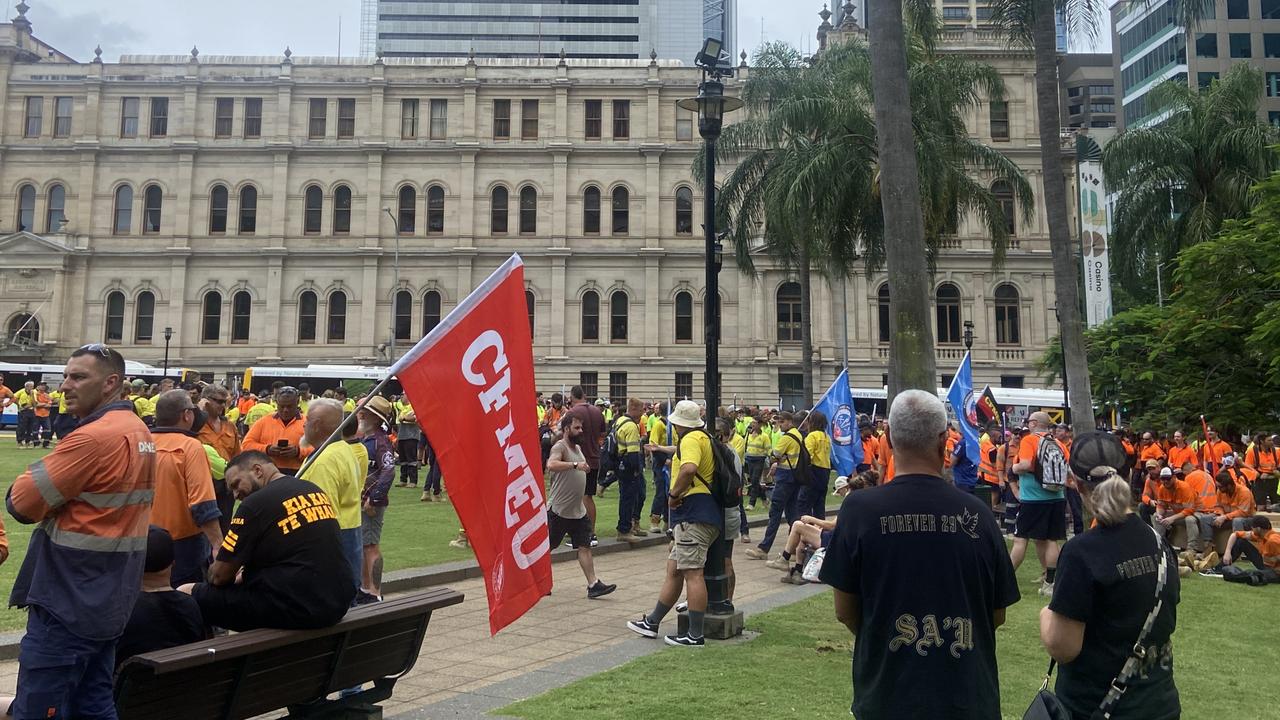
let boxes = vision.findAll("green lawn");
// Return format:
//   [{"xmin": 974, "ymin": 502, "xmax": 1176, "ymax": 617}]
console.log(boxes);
[{"xmin": 500, "ymin": 548, "xmax": 1277, "ymax": 720}]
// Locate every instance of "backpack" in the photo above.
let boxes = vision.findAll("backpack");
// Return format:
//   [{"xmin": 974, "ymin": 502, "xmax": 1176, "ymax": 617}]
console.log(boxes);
[
  {"xmin": 1033, "ymin": 433, "xmax": 1069, "ymax": 491},
  {"xmin": 681, "ymin": 429, "xmax": 745, "ymax": 509},
  {"xmin": 601, "ymin": 416, "xmax": 637, "ymax": 475}
]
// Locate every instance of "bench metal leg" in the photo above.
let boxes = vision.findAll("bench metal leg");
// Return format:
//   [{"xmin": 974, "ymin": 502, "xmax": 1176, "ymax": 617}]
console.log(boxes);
[{"xmin": 286, "ymin": 679, "xmax": 396, "ymax": 720}]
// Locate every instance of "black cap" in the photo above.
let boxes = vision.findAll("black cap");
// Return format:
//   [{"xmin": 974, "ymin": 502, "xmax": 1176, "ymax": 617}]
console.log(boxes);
[
  {"xmin": 1070, "ymin": 432, "xmax": 1132, "ymax": 482},
  {"xmin": 145, "ymin": 525, "xmax": 175, "ymax": 573}
]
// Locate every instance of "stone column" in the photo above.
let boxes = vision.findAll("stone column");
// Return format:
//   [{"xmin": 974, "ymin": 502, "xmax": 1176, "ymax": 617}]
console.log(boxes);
[
  {"xmin": 259, "ymin": 255, "xmax": 284, "ymax": 361},
  {"xmin": 551, "ymin": 150, "xmax": 568, "ymax": 248},
  {"xmin": 643, "ymin": 251, "xmax": 661, "ymax": 358},
  {"xmin": 457, "ymin": 150, "xmax": 476, "ymax": 247},
  {"xmin": 360, "ymin": 255, "xmax": 379, "ymax": 352},
  {"xmin": 45, "ymin": 268, "xmax": 67, "ymax": 344},
  {"xmin": 268, "ymin": 150, "xmax": 290, "ymax": 243},
  {"xmin": 172, "ymin": 152, "xmax": 194, "ymax": 248},
  {"xmin": 167, "ymin": 255, "xmax": 189, "ymax": 345},
  {"xmin": 549, "ymin": 251, "xmax": 569, "ymax": 358}
]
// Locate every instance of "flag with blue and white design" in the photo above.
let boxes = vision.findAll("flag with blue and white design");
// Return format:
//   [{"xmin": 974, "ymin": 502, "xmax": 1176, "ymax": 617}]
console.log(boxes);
[
  {"xmin": 945, "ymin": 351, "xmax": 982, "ymax": 463},
  {"xmin": 813, "ymin": 369, "xmax": 860, "ymax": 477}
]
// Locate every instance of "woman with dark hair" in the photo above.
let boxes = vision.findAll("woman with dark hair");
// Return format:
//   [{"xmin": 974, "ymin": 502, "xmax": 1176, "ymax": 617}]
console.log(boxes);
[
  {"xmin": 800, "ymin": 409, "xmax": 831, "ymax": 519},
  {"xmin": 1039, "ymin": 432, "xmax": 1181, "ymax": 720}
]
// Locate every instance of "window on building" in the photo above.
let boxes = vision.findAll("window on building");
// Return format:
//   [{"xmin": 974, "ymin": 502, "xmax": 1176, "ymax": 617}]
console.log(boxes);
[
  {"xmin": 675, "ymin": 186, "xmax": 693, "ymax": 234},
  {"xmin": 877, "ymin": 282, "xmax": 891, "ymax": 343},
  {"xmin": 519, "ymin": 186, "xmax": 537, "ymax": 234},
  {"xmin": 304, "ymin": 185, "xmax": 323, "ymax": 233},
  {"xmin": 610, "ymin": 291, "xmax": 628, "ymax": 342},
  {"xmin": 674, "ymin": 372, "xmax": 693, "ymax": 400},
  {"xmin": 777, "ymin": 281, "xmax": 802, "ymax": 342},
  {"xmin": 394, "ymin": 290, "xmax": 412, "ymax": 341},
  {"xmin": 333, "ymin": 185, "xmax": 352, "ymax": 233},
  {"xmin": 337, "ymin": 98, "xmax": 356, "ymax": 138},
  {"xmin": 201, "ymin": 291, "xmax": 222, "ymax": 343},
  {"xmin": 1268, "ymin": 73, "xmax": 1280, "ymax": 98},
  {"xmin": 611, "ymin": 187, "xmax": 629, "ymax": 235},
  {"xmin": 1270, "ymin": 111, "xmax": 1280, "ymax": 127},
  {"xmin": 149, "ymin": 97, "xmax": 168, "ymax": 137},
  {"xmin": 609, "ymin": 372, "xmax": 627, "ymax": 402},
  {"xmin": 298, "ymin": 290, "xmax": 318, "ymax": 343},
  {"xmin": 1090, "ymin": 102, "xmax": 1115, "ymax": 113},
  {"xmin": 429, "ymin": 99, "xmax": 448, "ymax": 139},
  {"xmin": 142, "ymin": 185, "xmax": 163, "ymax": 233},
  {"xmin": 1198, "ymin": 71, "xmax": 1219, "ymax": 88},
  {"xmin": 1196, "ymin": 33, "xmax": 1218, "ymax": 57},
  {"xmin": 16, "ymin": 184, "xmax": 34, "ymax": 231},
  {"xmin": 526, "ymin": 290, "xmax": 536, "ymax": 339},
  {"xmin": 935, "ymin": 283, "xmax": 962, "ymax": 344},
  {"xmin": 134, "ymin": 291, "xmax": 154, "ymax": 344},
  {"xmin": 989, "ymin": 101, "xmax": 1009, "ymax": 141},
  {"xmin": 493, "ymin": 99, "xmax": 511, "ymax": 139},
  {"xmin": 113, "ymin": 185, "xmax": 132, "ymax": 234},
  {"xmin": 23, "ymin": 96, "xmax": 41, "ymax": 137},
  {"xmin": 309, "ymin": 98, "xmax": 327, "ymax": 138},
  {"xmin": 215, "ymin": 97, "xmax": 234, "ymax": 138},
  {"xmin": 675, "ymin": 291, "xmax": 693, "ymax": 343},
  {"xmin": 585, "ymin": 100, "xmax": 602, "ymax": 139},
  {"xmin": 583, "ymin": 186, "xmax": 601, "ymax": 233},
  {"xmin": 993, "ymin": 180, "xmax": 1016, "ymax": 235},
  {"xmin": 994, "ymin": 283, "xmax": 1021, "ymax": 345},
  {"xmin": 120, "ymin": 97, "xmax": 139, "ymax": 138},
  {"xmin": 579, "ymin": 372, "xmax": 598, "ymax": 401},
  {"xmin": 401, "ymin": 99, "xmax": 419, "ymax": 139},
  {"xmin": 581, "ymin": 290, "xmax": 600, "ymax": 342},
  {"xmin": 53, "ymin": 96, "xmax": 72, "ymax": 138},
  {"xmin": 231, "ymin": 290, "xmax": 252, "ymax": 343},
  {"xmin": 105, "ymin": 291, "xmax": 126, "ymax": 344},
  {"xmin": 327, "ymin": 291, "xmax": 347, "ymax": 343},
  {"xmin": 398, "ymin": 186, "xmax": 416, "ymax": 233},
  {"xmin": 676, "ymin": 110, "xmax": 693, "ymax": 141},
  {"xmin": 423, "ymin": 290, "xmax": 442, "ymax": 334},
  {"xmin": 1227, "ymin": 0, "xmax": 1249, "ymax": 18},
  {"xmin": 209, "ymin": 184, "xmax": 229, "ymax": 234},
  {"xmin": 522, "ymin": 99, "xmax": 539, "ymax": 139},
  {"xmin": 491, "ymin": 186, "xmax": 509, "ymax": 234},
  {"xmin": 1000, "ymin": 375, "xmax": 1025, "ymax": 389},
  {"xmin": 45, "ymin": 184, "xmax": 66, "ymax": 233},
  {"xmin": 1068, "ymin": 103, "xmax": 1082, "ymax": 116},
  {"xmin": 1067, "ymin": 87, "xmax": 1082, "ymax": 97},
  {"xmin": 427, "ymin": 185, "xmax": 444, "ymax": 233},
  {"xmin": 1088, "ymin": 84, "xmax": 1114, "ymax": 95},
  {"xmin": 1266, "ymin": 0, "xmax": 1280, "ymax": 18},
  {"xmin": 1230, "ymin": 33, "xmax": 1252, "ymax": 58},
  {"xmin": 239, "ymin": 186, "xmax": 257, "ymax": 234},
  {"xmin": 612, "ymin": 100, "xmax": 630, "ymax": 139},
  {"xmin": 1266, "ymin": 33, "xmax": 1280, "ymax": 58},
  {"xmin": 244, "ymin": 97, "xmax": 262, "ymax": 138},
  {"xmin": 940, "ymin": 374, "xmax": 955, "ymax": 388}
]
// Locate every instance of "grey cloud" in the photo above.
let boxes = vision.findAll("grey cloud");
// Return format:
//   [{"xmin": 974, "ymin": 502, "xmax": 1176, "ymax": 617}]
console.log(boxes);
[{"xmin": 26, "ymin": 3, "xmax": 145, "ymax": 60}]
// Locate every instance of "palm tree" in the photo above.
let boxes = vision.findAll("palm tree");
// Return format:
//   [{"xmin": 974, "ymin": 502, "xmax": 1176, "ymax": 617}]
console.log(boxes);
[{"xmin": 1103, "ymin": 64, "xmax": 1279, "ymax": 300}]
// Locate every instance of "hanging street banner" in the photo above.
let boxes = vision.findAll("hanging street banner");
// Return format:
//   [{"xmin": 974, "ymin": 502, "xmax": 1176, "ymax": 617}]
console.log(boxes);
[{"xmin": 1078, "ymin": 134, "xmax": 1114, "ymax": 327}]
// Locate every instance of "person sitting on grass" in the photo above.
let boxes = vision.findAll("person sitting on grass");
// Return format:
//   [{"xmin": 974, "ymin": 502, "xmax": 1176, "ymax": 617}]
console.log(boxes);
[
  {"xmin": 1202, "ymin": 516, "xmax": 1280, "ymax": 579},
  {"xmin": 766, "ymin": 472, "xmax": 871, "ymax": 583}
]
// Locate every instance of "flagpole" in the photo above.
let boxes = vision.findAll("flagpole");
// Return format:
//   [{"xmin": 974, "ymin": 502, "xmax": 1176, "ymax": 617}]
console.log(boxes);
[{"xmin": 294, "ymin": 373, "xmax": 398, "ymax": 478}]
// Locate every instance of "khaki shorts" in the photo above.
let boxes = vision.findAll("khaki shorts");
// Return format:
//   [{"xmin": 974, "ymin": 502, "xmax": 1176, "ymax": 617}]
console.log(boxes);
[{"xmin": 668, "ymin": 521, "xmax": 718, "ymax": 570}]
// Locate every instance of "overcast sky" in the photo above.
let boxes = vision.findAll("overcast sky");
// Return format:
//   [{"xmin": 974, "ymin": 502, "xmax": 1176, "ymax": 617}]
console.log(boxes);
[{"xmin": 23, "ymin": 0, "xmax": 1111, "ymax": 62}]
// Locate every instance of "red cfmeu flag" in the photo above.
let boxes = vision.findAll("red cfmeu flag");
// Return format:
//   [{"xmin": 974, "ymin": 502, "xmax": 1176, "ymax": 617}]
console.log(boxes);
[{"xmin": 390, "ymin": 254, "xmax": 552, "ymax": 634}]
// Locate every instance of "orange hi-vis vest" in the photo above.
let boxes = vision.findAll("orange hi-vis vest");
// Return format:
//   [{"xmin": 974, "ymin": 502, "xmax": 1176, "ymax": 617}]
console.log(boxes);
[
  {"xmin": 978, "ymin": 438, "xmax": 998, "ymax": 485},
  {"xmin": 1184, "ymin": 470, "xmax": 1217, "ymax": 512}
]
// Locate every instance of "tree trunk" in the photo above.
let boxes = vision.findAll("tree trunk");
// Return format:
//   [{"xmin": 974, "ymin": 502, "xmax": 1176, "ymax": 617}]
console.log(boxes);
[
  {"xmin": 799, "ymin": 242, "xmax": 815, "ymax": 409},
  {"xmin": 869, "ymin": 0, "xmax": 936, "ymax": 402},
  {"xmin": 1033, "ymin": 1, "xmax": 1094, "ymax": 430}
]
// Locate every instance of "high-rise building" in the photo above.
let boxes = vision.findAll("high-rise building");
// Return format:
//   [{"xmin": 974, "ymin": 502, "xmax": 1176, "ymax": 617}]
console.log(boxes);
[
  {"xmin": 361, "ymin": 0, "xmax": 736, "ymax": 64},
  {"xmin": 1112, "ymin": 0, "xmax": 1280, "ymax": 129},
  {"xmin": 1060, "ymin": 54, "xmax": 1117, "ymax": 129}
]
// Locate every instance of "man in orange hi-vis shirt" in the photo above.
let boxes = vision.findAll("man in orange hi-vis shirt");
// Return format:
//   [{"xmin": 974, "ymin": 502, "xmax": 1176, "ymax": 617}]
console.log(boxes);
[
  {"xmin": 242, "ymin": 387, "xmax": 311, "ymax": 475},
  {"xmin": 1138, "ymin": 431, "xmax": 1165, "ymax": 466},
  {"xmin": 1166, "ymin": 430, "xmax": 1198, "ymax": 472},
  {"xmin": 1200, "ymin": 428, "xmax": 1232, "ymax": 476},
  {"xmin": 1197, "ymin": 471, "xmax": 1256, "ymax": 544},
  {"xmin": 1150, "ymin": 467, "xmax": 1197, "ymax": 550}
]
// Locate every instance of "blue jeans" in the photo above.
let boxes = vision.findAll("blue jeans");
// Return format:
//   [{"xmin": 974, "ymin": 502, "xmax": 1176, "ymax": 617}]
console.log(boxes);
[
  {"xmin": 650, "ymin": 459, "xmax": 670, "ymax": 520},
  {"xmin": 14, "ymin": 605, "xmax": 117, "ymax": 719},
  {"xmin": 616, "ymin": 465, "xmax": 642, "ymax": 534},
  {"xmin": 1065, "ymin": 485, "xmax": 1084, "ymax": 535},
  {"xmin": 758, "ymin": 470, "xmax": 800, "ymax": 552},
  {"xmin": 798, "ymin": 467, "xmax": 830, "ymax": 519},
  {"xmin": 341, "ymin": 528, "xmax": 363, "ymax": 595}
]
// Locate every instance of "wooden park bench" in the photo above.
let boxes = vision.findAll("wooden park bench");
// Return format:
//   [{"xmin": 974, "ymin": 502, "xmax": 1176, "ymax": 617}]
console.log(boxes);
[{"xmin": 114, "ymin": 588, "xmax": 464, "ymax": 720}]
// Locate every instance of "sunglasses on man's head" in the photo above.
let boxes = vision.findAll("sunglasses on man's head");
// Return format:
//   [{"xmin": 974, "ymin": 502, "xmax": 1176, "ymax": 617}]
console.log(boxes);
[{"xmin": 79, "ymin": 343, "xmax": 111, "ymax": 356}]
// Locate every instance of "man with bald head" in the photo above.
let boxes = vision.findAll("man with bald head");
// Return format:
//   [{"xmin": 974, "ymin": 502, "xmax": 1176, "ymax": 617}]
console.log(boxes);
[
  {"xmin": 151, "ymin": 389, "xmax": 222, "ymax": 585},
  {"xmin": 298, "ymin": 398, "xmax": 364, "ymax": 594}
]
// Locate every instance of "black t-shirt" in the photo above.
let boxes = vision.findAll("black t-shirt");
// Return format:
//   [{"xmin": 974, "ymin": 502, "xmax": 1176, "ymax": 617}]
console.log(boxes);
[
  {"xmin": 219, "ymin": 475, "xmax": 354, "ymax": 616},
  {"xmin": 116, "ymin": 590, "xmax": 207, "ymax": 668},
  {"xmin": 1050, "ymin": 514, "xmax": 1181, "ymax": 720},
  {"xmin": 819, "ymin": 474, "xmax": 1020, "ymax": 720}
]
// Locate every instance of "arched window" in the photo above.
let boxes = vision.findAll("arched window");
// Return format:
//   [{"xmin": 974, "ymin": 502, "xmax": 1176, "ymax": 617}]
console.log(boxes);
[
  {"xmin": 994, "ymin": 283, "xmax": 1021, "ymax": 345},
  {"xmin": 239, "ymin": 186, "xmax": 258, "ymax": 234},
  {"xmin": 397, "ymin": 186, "xmax": 416, "ymax": 234},
  {"xmin": 303, "ymin": 185, "xmax": 323, "ymax": 233},
  {"xmin": 675, "ymin": 290, "xmax": 693, "ymax": 343},
  {"xmin": 936, "ymin": 283, "xmax": 962, "ymax": 344},
  {"xmin": 581, "ymin": 290, "xmax": 600, "ymax": 342},
  {"xmin": 113, "ymin": 185, "xmax": 133, "ymax": 235},
  {"xmin": 525, "ymin": 290, "xmax": 536, "ymax": 339},
  {"xmin": 209, "ymin": 184, "xmax": 229, "ymax": 234},
  {"xmin": 993, "ymin": 180, "xmax": 1016, "ymax": 236},
  {"xmin": 201, "ymin": 291, "xmax": 222, "ymax": 343},
  {"xmin": 7, "ymin": 313, "xmax": 38, "ymax": 345},
  {"xmin": 333, "ymin": 185, "xmax": 352, "ymax": 234},
  {"xmin": 583, "ymin": 186, "xmax": 601, "ymax": 234},
  {"xmin": 394, "ymin": 289, "xmax": 412, "ymax": 341},
  {"xmin": 777, "ymin": 282, "xmax": 802, "ymax": 342},
  {"xmin": 45, "ymin": 184, "xmax": 66, "ymax": 232},
  {"xmin": 105, "ymin": 291, "xmax": 126, "ymax": 344},
  {"xmin": 134, "ymin": 290, "xmax": 155, "ymax": 344},
  {"xmin": 675, "ymin": 186, "xmax": 693, "ymax": 235},
  {"xmin": 298, "ymin": 290, "xmax": 318, "ymax": 343},
  {"xmin": 610, "ymin": 291, "xmax": 628, "ymax": 342},
  {"xmin": 327, "ymin": 291, "xmax": 347, "ymax": 343},
  {"xmin": 231, "ymin": 290, "xmax": 252, "ymax": 343},
  {"xmin": 423, "ymin": 290, "xmax": 441, "ymax": 335},
  {"xmin": 142, "ymin": 184, "xmax": 163, "ymax": 233},
  {"xmin": 427, "ymin": 185, "xmax": 444, "ymax": 233},
  {"xmin": 491, "ymin": 187, "xmax": 509, "ymax": 234},
  {"xmin": 877, "ymin": 283, "xmax": 890, "ymax": 344},
  {"xmin": 16, "ymin": 184, "xmax": 35, "ymax": 231},
  {"xmin": 611, "ymin": 186, "xmax": 629, "ymax": 235},
  {"xmin": 519, "ymin": 186, "xmax": 537, "ymax": 234}
]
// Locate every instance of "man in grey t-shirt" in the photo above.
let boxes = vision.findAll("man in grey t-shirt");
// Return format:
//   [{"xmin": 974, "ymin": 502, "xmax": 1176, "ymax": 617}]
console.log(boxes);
[{"xmin": 547, "ymin": 414, "xmax": 616, "ymax": 599}]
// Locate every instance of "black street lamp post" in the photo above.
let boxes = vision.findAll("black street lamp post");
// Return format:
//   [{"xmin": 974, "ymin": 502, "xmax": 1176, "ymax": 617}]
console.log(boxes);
[
  {"xmin": 963, "ymin": 319, "xmax": 974, "ymax": 352},
  {"xmin": 162, "ymin": 326, "xmax": 173, "ymax": 379}
]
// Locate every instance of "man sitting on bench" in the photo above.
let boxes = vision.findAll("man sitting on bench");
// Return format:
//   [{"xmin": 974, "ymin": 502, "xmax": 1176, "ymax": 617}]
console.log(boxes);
[{"xmin": 178, "ymin": 451, "xmax": 357, "ymax": 631}]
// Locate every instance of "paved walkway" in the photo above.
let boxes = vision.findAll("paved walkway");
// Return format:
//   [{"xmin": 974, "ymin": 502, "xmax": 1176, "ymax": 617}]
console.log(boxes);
[{"xmin": 0, "ymin": 537, "xmax": 829, "ymax": 718}]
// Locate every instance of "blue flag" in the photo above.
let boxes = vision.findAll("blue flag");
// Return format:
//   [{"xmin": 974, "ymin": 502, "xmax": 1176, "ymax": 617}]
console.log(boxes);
[
  {"xmin": 814, "ymin": 369, "xmax": 860, "ymax": 477},
  {"xmin": 945, "ymin": 351, "xmax": 982, "ymax": 463}
]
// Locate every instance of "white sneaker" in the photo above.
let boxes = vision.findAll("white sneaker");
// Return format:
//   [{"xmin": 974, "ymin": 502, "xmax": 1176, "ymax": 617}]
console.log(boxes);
[
  {"xmin": 675, "ymin": 601, "xmax": 688, "ymax": 613},
  {"xmin": 1038, "ymin": 581, "xmax": 1054, "ymax": 597}
]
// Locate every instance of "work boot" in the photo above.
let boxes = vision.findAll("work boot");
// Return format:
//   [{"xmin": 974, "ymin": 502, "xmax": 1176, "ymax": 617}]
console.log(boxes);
[
  {"xmin": 421, "ymin": 491, "xmax": 432, "ymax": 502},
  {"xmin": 448, "ymin": 530, "xmax": 469, "ymax": 549},
  {"xmin": 744, "ymin": 547, "xmax": 768, "ymax": 560},
  {"xmin": 616, "ymin": 530, "xmax": 641, "ymax": 543},
  {"xmin": 631, "ymin": 522, "xmax": 649, "ymax": 537},
  {"xmin": 765, "ymin": 556, "xmax": 791, "ymax": 571},
  {"xmin": 649, "ymin": 515, "xmax": 663, "ymax": 534}
]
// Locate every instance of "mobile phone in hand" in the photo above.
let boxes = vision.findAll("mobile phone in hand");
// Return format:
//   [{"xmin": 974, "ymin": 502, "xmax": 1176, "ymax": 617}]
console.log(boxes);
[{"xmin": 278, "ymin": 439, "xmax": 289, "ymax": 448}]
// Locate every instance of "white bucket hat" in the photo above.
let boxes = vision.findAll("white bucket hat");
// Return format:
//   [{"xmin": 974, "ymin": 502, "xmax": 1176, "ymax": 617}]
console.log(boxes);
[{"xmin": 669, "ymin": 400, "xmax": 704, "ymax": 429}]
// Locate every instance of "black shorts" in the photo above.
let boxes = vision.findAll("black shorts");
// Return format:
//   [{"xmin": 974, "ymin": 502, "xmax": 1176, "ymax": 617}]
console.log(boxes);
[
  {"xmin": 584, "ymin": 466, "xmax": 601, "ymax": 496},
  {"xmin": 1015, "ymin": 499, "xmax": 1068, "ymax": 541},
  {"xmin": 548, "ymin": 510, "xmax": 592, "ymax": 550}
]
